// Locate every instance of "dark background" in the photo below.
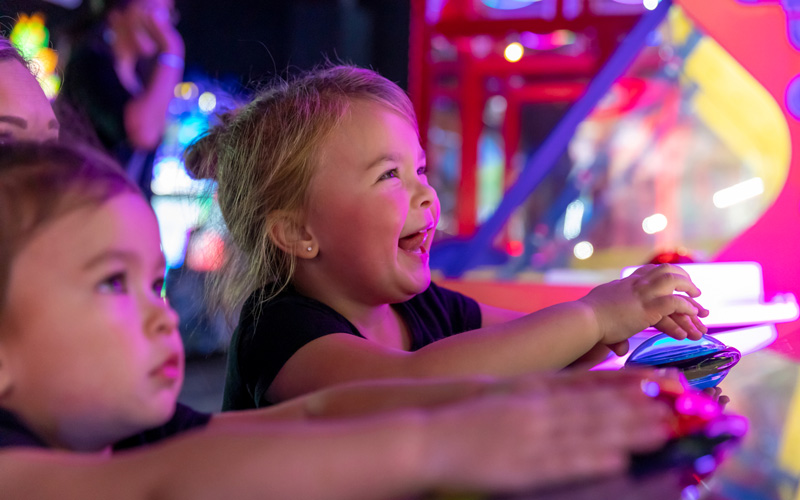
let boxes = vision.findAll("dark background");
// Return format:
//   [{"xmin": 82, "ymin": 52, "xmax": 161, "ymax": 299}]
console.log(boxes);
[{"xmin": 0, "ymin": 0, "xmax": 411, "ymax": 91}]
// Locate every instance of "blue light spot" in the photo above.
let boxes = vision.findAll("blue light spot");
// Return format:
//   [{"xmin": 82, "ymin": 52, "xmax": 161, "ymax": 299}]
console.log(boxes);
[
  {"xmin": 481, "ymin": 0, "xmax": 539, "ymax": 9},
  {"xmin": 786, "ymin": 75, "xmax": 800, "ymax": 121}
]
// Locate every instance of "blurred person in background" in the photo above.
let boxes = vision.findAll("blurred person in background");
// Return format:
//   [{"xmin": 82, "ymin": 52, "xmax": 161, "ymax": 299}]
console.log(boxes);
[
  {"xmin": 0, "ymin": 34, "xmax": 60, "ymax": 144},
  {"xmin": 57, "ymin": 0, "xmax": 183, "ymax": 200}
]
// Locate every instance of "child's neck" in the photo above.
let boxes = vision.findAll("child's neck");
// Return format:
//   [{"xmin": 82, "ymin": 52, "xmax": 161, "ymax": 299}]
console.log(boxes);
[
  {"xmin": 353, "ymin": 305, "xmax": 410, "ymax": 351},
  {"xmin": 8, "ymin": 404, "xmax": 117, "ymax": 454}
]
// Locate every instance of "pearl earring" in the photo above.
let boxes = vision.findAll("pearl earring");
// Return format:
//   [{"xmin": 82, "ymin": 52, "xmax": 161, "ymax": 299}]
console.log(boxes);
[{"xmin": 307, "ymin": 247, "xmax": 313, "ymax": 252}]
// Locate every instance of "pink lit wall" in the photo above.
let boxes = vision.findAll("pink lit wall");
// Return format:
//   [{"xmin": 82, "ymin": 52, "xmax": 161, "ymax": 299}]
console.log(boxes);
[{"xmin": 681, "ymin": 0, "xmax": 800, "ymax": 354}]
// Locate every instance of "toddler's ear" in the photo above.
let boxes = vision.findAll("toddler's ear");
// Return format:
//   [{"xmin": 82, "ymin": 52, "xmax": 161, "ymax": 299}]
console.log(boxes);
[{"xmin": 268, "ymin": 210, "xmax": 317, "ymax": 259}]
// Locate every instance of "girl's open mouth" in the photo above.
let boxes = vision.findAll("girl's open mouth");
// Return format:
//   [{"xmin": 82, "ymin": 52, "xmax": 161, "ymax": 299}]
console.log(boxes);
[{"xmin": 398, "ymin": 229, "xmax": 429, "ymax": 253}]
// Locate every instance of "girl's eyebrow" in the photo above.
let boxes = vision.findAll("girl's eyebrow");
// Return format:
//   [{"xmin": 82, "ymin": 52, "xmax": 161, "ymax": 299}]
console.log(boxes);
[
  {"xmin": 365, "ymin": 151, "xmax": 427, "ymax": 170},
  {"xmin": 83, "ymin": 249, "xmax": 167, "ymax": 274},
  {"xmin": 0, "ymin": 116, "xmax": 58, "ymax": 130},
  {"xmin": 365, "ymin": 153, "xmax": 401, "ymax": 170},
  {"xmin": 82, "ymin": 249, "xmax": 137, "ymax": 270},
  {"xmin": 0, "ymin": 116, "xmax": 27, "ymax": 129}
]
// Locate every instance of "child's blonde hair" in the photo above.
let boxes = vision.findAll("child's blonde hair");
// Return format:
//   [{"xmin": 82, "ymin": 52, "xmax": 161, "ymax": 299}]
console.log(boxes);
[
  {"xmin": 0, "ymin": 142, "xmax": 138, "ymax": 320},
  {"xmin": 184, "ymin": 65, "xmax": 418, "ymax": 320}
]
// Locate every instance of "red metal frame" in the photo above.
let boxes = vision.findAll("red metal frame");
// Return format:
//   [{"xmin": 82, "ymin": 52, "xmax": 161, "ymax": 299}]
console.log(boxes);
[{"xmin": 408, "ymin": 0, "xmax": 641, "ymax": 235}]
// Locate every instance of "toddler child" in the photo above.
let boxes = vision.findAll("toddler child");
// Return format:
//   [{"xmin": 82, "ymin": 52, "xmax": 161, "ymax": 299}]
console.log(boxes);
[{"xmin": 0, "ymin": 141, "xmax": 676, "ymax": 499}]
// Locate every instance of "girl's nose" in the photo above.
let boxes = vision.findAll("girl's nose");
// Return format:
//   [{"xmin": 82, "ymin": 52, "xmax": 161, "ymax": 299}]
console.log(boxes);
[{"xmin": 413, "ymin": 177, "xmax": 438, "ymax": 209}]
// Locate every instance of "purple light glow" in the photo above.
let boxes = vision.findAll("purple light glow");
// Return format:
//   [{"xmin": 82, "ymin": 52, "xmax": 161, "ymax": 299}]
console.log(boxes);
[
  {"xmin": 681, "ymin": 484, "xmax": 701, "ymax": 500},
  {"xmin": 704, "ymin": 414, "xmax": 750, "ymax": 439},
  {"xmin": 641, "ymin": 380, "xmax": 661, "ymax": 397},
  {"xmin": 786, "ymin": 74, "xmax": 800, "ymax": 120},
  {"xmin": 693, "ymin": 454, "xmax": 717, "ymax": 475},
  {"xmin": 674, "ymin": 393, "xmax": 721, "ymax": 419}
]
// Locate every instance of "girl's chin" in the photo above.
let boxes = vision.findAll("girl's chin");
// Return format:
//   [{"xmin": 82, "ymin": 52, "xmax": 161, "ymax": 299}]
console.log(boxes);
[{"xmin": 401, "ymin": 273, "xmax": 432, "ymax": 296}]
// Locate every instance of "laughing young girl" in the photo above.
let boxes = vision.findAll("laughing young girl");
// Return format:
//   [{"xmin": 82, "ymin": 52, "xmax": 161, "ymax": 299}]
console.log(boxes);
[{"xmin": 184, "ymin": 65, "xmax": 708, "ymax": 409}]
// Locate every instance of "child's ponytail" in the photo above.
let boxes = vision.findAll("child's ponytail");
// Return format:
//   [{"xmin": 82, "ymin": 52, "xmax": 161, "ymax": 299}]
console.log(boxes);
[{"xmin": 183, "ymin": 109, "xmax": 237, "ymax": 182}]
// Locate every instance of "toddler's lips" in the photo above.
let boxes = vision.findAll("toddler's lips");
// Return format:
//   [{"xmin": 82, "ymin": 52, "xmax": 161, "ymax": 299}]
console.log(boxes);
[
  {"xmin": 398, "ymin": 230, "xmax": 428, "ymax": 253},
  {"xmin": 151, "ymin": 354, "xmax": 181, "ymax": 381}
]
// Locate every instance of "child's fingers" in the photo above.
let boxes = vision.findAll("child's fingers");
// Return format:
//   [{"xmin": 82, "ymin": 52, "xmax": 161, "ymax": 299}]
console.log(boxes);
[
  {"xmin": 652, "ymin": 316, "xmax": 688, "ymax": 340},
  {"xmin": 701, "ymin": 387, "xmax": 730, "ymax": 409},
  {"xmin": 629, "ymin": 263, "xmax": 661, "ymax": 277},
  {"xmin": 638, "ymin": 263, "xmax": 690, "ymax": 281},
  {"xmin": 643, "ymin": 270, "xmax": 702, "ymax": 298},
  {"xmin": 666, "ymin": 313, "xmax": 704, "ymax": 340},
  {"xmin": 647, "ymin": 294, "xmax": 699, "ymax": 318},
  {"xmin": 688, "ymin": 311, "xmax": 708, "ymax": 334},
  {"xmin": 682, "ymin": 296, "xmax": 709, "ymax": 318},
  {"xmin": 606, "ymin": 340, "xmax": 629, "ymax": 356}
]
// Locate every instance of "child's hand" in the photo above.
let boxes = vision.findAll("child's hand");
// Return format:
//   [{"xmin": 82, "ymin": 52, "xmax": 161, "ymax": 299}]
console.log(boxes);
[
  {"xmin": 136, "ymin": 5, "xmax": 184, "ymax": 57},
  {"xmin": 424, "ymin": 370, "xmax": 672, "ymax": 492},
  {"xmin": 578, "ymin": 264, "xmax": 709, "ymax": 355}
]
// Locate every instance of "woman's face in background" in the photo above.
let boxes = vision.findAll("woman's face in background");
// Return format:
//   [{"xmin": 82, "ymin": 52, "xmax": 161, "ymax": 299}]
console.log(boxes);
[{"xmin": 0, "ymin": 58, "xmax": 59, "ymax": 143}]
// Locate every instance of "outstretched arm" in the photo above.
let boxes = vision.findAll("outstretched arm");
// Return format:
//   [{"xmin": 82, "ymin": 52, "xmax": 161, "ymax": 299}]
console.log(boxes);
[
  {"xmin": 216, "ymin": 375, "xmax": 495, "ymax": 422},
  {"xmin": 0, "ymin": 371, "xmax": 673, "ymax": 500},
  {"xmin": 270, "ymin": 264, "xmax": 708, "ymax": 402}
]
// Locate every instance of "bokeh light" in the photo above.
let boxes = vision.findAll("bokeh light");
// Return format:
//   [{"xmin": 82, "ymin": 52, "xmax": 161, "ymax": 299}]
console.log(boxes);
[
  {"xmin": 504, "ymin": 42, "xmax": 524, "ymax": 62},
  {"xmin": 573, "ymin": 241, "xmax": 594, "ymax": 260}
]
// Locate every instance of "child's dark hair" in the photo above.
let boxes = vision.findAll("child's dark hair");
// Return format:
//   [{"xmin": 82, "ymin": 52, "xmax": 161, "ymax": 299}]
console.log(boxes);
[
  {"xmin": 0, "ymin": 35, "xmax": 28, "ymax": 68},
  {"xmin": 0, "ymin": 142, "xmax": 139, "ymax": 318},
  {"xmin": 183, "ymin": 65, "xmax": 418, "ymax": 321}
]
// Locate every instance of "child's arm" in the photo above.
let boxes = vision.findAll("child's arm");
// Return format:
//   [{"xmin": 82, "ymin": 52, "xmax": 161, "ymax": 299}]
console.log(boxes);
[
  {"xmin": 270, "ymin": 264, "xmax": 707, "ymax": 401},
  {"xmin": 0, "ymin": 372, "xmax": 672, "ymax": 499},
  {"xmin": 217, "ymin": 375, "xmax": 496, "ymax": 421}
]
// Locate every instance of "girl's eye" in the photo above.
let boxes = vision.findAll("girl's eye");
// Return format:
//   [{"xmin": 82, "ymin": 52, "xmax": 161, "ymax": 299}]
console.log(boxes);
[
  {"xmin": 98, "ymin": 273, "xmax": 128, "ymax": 294},
  {"xmin": 417, "ymin": 165, "xmax": 429, "ymax": 176},
  {"xmin": 378, "ymin": 168, "xmax": 399, "ymax": 181}
]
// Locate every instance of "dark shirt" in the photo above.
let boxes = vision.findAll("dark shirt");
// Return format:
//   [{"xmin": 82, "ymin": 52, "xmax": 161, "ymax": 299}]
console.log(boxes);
[
  {"xmin": 0, "ymin": 404, "xmax": 211, "ymax": 451},
  {"xmin": 222, "ymin": 281, "xmax": 482, "ymax": 410}
]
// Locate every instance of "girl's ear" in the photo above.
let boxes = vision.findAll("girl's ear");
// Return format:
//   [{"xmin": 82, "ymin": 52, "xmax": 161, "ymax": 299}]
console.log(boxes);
[{"xmin": 269, "ymin": 210, "xmax": 317, "ymax": 259}]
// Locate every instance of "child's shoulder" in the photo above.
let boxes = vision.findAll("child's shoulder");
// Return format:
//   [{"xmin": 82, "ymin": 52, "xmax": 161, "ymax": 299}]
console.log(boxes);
[
  {"xmin": 238, "ymin": 285, "xmax": 358, "ymax": 340},
  {"xmin": 402, "ymin": 281, "xmax": 482, "ymax": 333}
]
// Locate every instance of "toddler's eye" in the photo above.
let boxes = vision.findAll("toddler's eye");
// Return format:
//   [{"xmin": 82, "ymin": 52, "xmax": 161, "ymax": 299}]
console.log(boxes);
[
  {"xmin": 153, "ymin": 278, "xmax": 166, "ymax": 298},
  {"xmin": 417, "ymin": 165, "xmax": 429, "ymax": 176},
  {"xmin": 378, "ymin": 168, "xmax": 399, "ymax": 181},
  {"xmin": 98, "ymin": 273, "xmax": 128, "ymax": 294}
]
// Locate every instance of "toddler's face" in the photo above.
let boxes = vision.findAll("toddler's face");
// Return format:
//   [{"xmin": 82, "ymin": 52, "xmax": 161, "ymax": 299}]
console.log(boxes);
[
  {"xmin": 303, "ymin": 100, "xmax": 440, "ymax": 304},
  {"xmin": 0, "ymin": 59, "xmax": 59, "ymax": 143},
  {"xmin": 0, "ymin": 193, "xmax": 183, "ymax": 451}
]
